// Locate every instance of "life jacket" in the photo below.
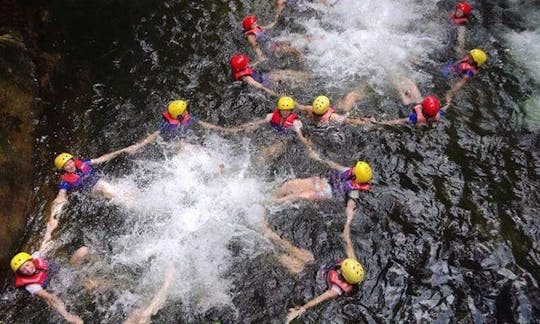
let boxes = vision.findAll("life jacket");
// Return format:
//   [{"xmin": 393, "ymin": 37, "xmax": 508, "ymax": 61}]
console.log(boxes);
[
  {"xmin": 313, "ymin": 107, "xmax": 335, "ymax": 123},
  {"xmin": 450, "ymin": 13, "xmax": 469, "ymax": 25},
  {"xmin": 244, "ymin": 26, "xmax": 265, "ymax": 38},
  {"xmin": 269, "ymin": 109, "xmax": 298, "ymax": 130},
  {"xmin": 233, "ymin": 66, "xmax": 254, "ymax": 81},
  {"xmin": 162, "ymin": 111, "xmax": 192, "ymax": 129},
  {"xmin": 456, "ymin": 58, "xmax": 478, "ymax": 77},
  {"xmin": 60, "ymin": 160, "xmax": 93, "ymax": 186},
  {"xmin": 14, "ymin": 258, "xmax": 49, "ymax": 288},
  {"xmin": 329, "ymin": 168, "xmax": 371, "ymax": 197},
  {"xmin": 327, "ymin": 262, "xmax": 354, "ymax": 295}
]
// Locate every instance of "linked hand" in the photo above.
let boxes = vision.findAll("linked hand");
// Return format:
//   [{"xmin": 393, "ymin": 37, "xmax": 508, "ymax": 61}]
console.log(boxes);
[{"xmin": 286, "ymin": 307, "xmax": 305, "ymax": 323}]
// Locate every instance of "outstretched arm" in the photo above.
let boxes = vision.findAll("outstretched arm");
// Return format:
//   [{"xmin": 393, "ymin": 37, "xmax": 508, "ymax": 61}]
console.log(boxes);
[
  {"xmin": 247, "ymin": 35, "xmax": 267, "ymax": 63},
  {"xmin": 343, "ymin": 199, "xmax": 357, "ymax": 260},
  {"xmin": 90, "ymin": 144, "xmax": 134, "ymax": 165},
  {"xmin": 294, "ymin": 124, "xmax": 314, "ymax": 151},
  {"xmin": 35, "ymin": 290, "xmax": 83, "ymax": 324},
  {"xmin": 275, "ymin": 0, "xmax": 286, "ymax": 21},
  {"xmin": 286, "ymin": 289, "xmax": 340, "ymax": 323},
  {"xmin": 445, "ymin": 77, "xmax": 468, "ymax": 107},
  {"xmin": 40, "ymin": 190, "xmax": 68, "ymax": 253},
  {"xmin": 122, "ymin": 131, "xmax": 160, "ymax": 154},
  {"xmin": 243, "ymin": 76, "xmax": 279, "ymax": 97}
]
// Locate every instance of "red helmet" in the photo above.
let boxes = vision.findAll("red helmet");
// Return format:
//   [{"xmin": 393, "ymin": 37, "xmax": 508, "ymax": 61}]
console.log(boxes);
[
  {"xmin": 230, "ymin": 54, "xmax": 250, "ymax": 71},
  {"xmin": 242, "ymin": 15, "xmax": 258, "ymax": 31},
  {"xmin": 456, "ymin": 2, "xmax": 472, "ymax": 15},
  {"xmin": 421, "ymin": 96, "xmax": 440, "ymax": 117}
]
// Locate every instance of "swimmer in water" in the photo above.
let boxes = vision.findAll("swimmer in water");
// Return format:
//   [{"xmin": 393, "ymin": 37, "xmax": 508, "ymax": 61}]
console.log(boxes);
[
  {"xmin": 10, "ymin": 245, "xmax": 90, "ymax": 324},
  {"xmin": 205, "ymin": 96, "xmax": 314, "ymax": 159},
  {"xmin": 449, "ymin": 2, "xmax": 473, "ymax": 54},
  {"xmin": 230, "ymin": 54, "xmax": 309, "ymax": 98},
  {"xmin": 444, "ymin": 48, "xmax": 488, "ymax": 109},
  {"xmin": 42, "ymin": 145, "xmax": 143, "ymax": 247},
  {"xmin": 241, "ymin": 15, "xmax": 304, "ymax": 62},
  {"xmin": 296, "ymin": 91, "xmax": 373, "ymax": 125},
  {"xmin": 285, "ymin": 198, "xmax": 365, "ymax": 323},
  {"xmin": 373, "ymin": 77, "xmax": 445, "ymax": 126}
]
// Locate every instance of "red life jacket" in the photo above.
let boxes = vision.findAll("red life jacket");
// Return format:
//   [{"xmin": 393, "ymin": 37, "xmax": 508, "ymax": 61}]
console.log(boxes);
[
  {"xmin": 313, "ymin": 107, "xmax": 335, "ymax": 123},
  {"xmin": 162, "ymin": 111, "xmax": 192, "ymax": 126},
  {"xmin": 457, "ymin": 58, "xmax": 478, "ymax": 76},
  {"xmin": 269, "ymin": 109, "xmax": 298, "ymax": 128},
  {"xmin": 450, "ymin": 13, "xmax": 469, "ymax": 25},
  {"xmin": 327, "ymin": 262, "xmax": 353, "ymax": 294},
  {"xmin": 60, "ymin": 160, "xmax": 92, "ymax": 185},
  {"xmin": 14, "ymin": 258, "xmax": 49, "ymax": 288},
  {"xmin": 244, "ymin": 26, "xmax": 264, "ymax": 37},
  {"xmin": 233, "ymin": 66, "xmax": 254, "ymax": 81},
  {"xmin": 349, "ymin": 180, "xmax": 372, "ymax": 192}
]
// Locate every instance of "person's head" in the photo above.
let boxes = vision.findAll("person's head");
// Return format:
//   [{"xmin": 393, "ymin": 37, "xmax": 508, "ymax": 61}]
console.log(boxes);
[
  {"xmin": 341, "ymin": 258, "xmax": 365, "ymax": 284},
  {"xmin": 55, "ymin": 152, "xmax": 75, "ymax": 173},
  {"xmin": 167, "ymin": 100, "xmax": 188, "ymax": 119},
  {"xmin": 469, "ymin": 48, "xmax": 488, "ymax": 67},
  {"xmin": 421, "ymin": 96, "xmax": 440, "ymax": 118},
  {"xmin": 11, "ymin": 252, "xmax": 35, "ymax": 276},
  {"xmin": 312, "ymin": 95, "xmax": 331, "ymax": 116},
  {"xmin": 455, "ymin": 2, "xmax": 472, "ymax": 17},
  {"xmin": 230, "ymin": 54, "xmax": 250, "ymax": 72},
  {"xmin": 242, "ymin": 15, "xmax": 258, "ymax": 31},
  {"xmin": 277, "ymin": 96, "xmax": 295, "ymax": 116},
  {"xmin": 353, "ymin": 161, "xmax": 372, "ymax": 184}
]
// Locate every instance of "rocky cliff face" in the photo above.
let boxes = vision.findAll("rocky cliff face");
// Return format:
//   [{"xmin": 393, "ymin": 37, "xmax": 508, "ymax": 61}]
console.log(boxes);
[{"xmin": 0, "ymin": 0, "xmax": 60, "ymax": 273}]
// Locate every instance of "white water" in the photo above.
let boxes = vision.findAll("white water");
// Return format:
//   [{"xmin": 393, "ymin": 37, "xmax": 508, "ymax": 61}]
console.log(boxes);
[
  {"xmin": 80, "ymin": 136, "xmax": 272, "ymax": 319},
  {"xmin": 296, "ymin": 0, "xmax": 446, "ymax": 90},
  {"xmin": 502, "ymin": 1, "xmax": 540, "ymax": 130}
]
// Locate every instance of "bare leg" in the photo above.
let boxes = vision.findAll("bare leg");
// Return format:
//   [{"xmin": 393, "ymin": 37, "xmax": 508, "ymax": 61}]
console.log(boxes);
[
  {"xmin": 274, "ymin": 178, "xmax": 316, "ymax": 198},
  {"xmin": 262, "ymin": 222, "xmax": 314, "ymax": 264},
  {"xmin": 69, "ymin": 246, "xmax": 90, "ymax": 266},
  {"xmin": 272, "ymin": 42, "xmax": 303, "ymax": 59},
  {"xmin": 261, "ymin": 141, "xmax": 287, "ymax": 160},
  {"xmin": 391, "ymin": 77, "xmax": 423, "ymax": 105},
  {"xmin": 268, "ymin": 69, "xmax": 310, "ymax": 84},
  {"xmin": 124, "ymin": 265, "xmax": 176, "ymax": 324},
  {"xmin": 335, "ymin": 84, "xmax": 367, "ymax": 112},
  {"xmin": 92, "ymin": 179, "xmax": 117, "ymax": 199}
]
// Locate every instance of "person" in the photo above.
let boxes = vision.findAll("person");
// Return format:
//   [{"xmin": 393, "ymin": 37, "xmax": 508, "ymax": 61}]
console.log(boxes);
[
  {"xmin": 41, "ymin": 145, "xmax": 142, "ymax": 247},
  {"xmin": 373, "ymin": 77, "xmax": 444, "ymax": 126},
  {"xmin": 285, "ymin": 198, "xmax": 365, "ymax": 323},
  {"xmin": 242, "ymin": 15, "xmax": 303, "ymax": 62},
  {"xmin": 450, "ymin": 2, "xmax": 473, "ymax": 26},
  {"xmin": 273, "ymin": 159, "xmax": 372, "ymax": 204},
  {"xmin": 444, "ymin": 48, "xmax": 488, "ymax": 108},
  {"xmin": 207, "ymin": 96, "xmax": 313, "ymax": 158},
  {"xmin": 296, "ymin": 93, "xmax": 373, "ymax": 125},
  {"xmin": 449, "ymin": 2, "xmax": 473, "ymax": 55},
  {"xmin": 132, "ymin": 100, "xmax": 225, "ymax": 151},
  {"xmin": 229, "ymin": 54, "xmax": 309, "ymax": 97},
  {"xmin": 10, "ymin": 246, "xmax": 90, "ymax": 323}
]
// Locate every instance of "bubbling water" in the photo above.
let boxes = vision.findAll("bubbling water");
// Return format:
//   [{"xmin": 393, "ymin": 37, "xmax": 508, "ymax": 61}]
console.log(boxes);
[
  {"xmin": 298, "ymin": 0, "xmax": 446, "ymax": 89},
  {"xmin": 80, "ymin": 136, "xmax": 272, "ymax": 319}
]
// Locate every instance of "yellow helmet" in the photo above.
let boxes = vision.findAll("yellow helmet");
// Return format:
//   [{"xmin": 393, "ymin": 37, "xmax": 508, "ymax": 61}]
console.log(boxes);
[
  {"xmin": 312, "ymin": 95, "xmax": 330, "ymax": 115},
  {"xmin": 353, "ymin": 161, "xmax": 372, "ymax": 184},
  {"xmin": 11, "ymin": 252, "xmax": 33, "ymax": 272},
  {"xmin": 277, "ymin": 96, "xmax": 295, "ymax": 110},
  {"xmin": 469, "ymin": 48, "xmax": 487, "ymax": 67},
  {"xmin": 167, "ymin": 100, "xmax": 188, "ymax": 118},
  {"xmin": 54, "ymin": 153, "xmax": 73, "ymax": 170},
  {"xmin": 341, "ymin": 258, "xmax": 365, "ymax": 284}
]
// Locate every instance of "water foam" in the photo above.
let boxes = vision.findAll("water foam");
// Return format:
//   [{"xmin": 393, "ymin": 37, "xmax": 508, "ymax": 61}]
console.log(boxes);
[
  {"xmin": 298, "ymin": 0, "xmax": 446, "ymax": 89},
  {"xmin": 86, "ymin": 136, "xmax": 270, "ymax": 318}
]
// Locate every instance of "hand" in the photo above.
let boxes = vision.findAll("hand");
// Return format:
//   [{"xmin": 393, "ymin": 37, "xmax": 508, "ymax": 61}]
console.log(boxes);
[
  {"xmin": 308, "ymin": 149, "xmax": 321, "ymax": 161},
  {"xmin": 286, "ymin": 306, "xmax": 306, "ymax": 323}
]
